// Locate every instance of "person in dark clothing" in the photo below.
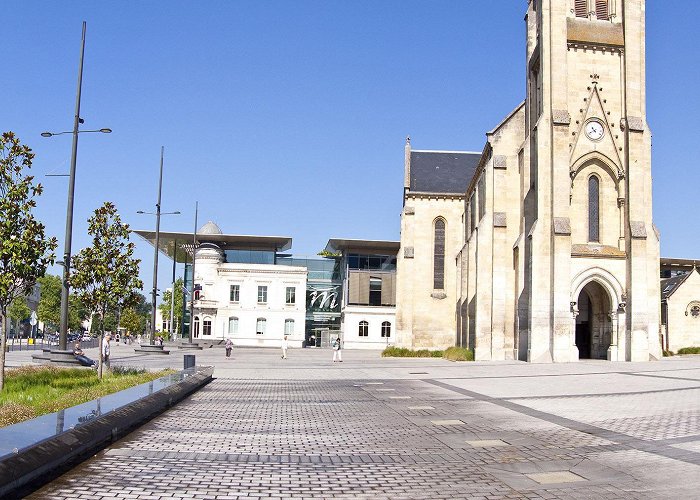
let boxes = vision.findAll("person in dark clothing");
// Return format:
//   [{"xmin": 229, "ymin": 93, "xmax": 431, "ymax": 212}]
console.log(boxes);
[{"xmin": 73, "ymin": 342, "xmax": 96, "ymax": 367}]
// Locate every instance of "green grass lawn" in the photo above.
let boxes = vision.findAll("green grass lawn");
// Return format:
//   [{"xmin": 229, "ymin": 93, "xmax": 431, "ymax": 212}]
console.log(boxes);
[{"xmin": 0, "ymin": 365, "xmax": 174, "ymax": 427}]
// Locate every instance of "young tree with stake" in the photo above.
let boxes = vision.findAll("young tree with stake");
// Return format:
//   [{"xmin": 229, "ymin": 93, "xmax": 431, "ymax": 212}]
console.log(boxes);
[{"xmin": 71, "ymin": 202, "xmax": 142, "ymax": 379}]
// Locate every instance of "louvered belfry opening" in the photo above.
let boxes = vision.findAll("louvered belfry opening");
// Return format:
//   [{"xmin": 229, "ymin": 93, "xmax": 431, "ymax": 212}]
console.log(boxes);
[
  {"xmin": 574, "ymin": 0, "xmax": 588, "ymax": 17},
  {"xmin": 595, "ymin": 0, "xmax": 609, "ymax": 20}
]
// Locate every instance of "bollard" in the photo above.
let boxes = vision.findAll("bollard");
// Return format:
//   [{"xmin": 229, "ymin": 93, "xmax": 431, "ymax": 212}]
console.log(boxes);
[{"xmin": 183, "ymin": 354, "xmax": 196, "ymax": 370}]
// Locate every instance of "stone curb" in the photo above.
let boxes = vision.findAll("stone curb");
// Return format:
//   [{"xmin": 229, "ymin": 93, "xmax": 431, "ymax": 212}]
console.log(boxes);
[{"xmin": 0, "ymin": 366, "xmax": 214, "ymax": 498}]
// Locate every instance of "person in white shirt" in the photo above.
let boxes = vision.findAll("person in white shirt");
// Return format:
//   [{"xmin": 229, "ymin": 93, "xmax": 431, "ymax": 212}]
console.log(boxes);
[
  {"xmin": 332, "ymin": 336, "xmax": 342, "ymax": 362},
  {"xmin": 102, "ymin": 333, "xmax": 111, "ymax": 369},
  {"xmin": 281, "ymin": 335, "xmax": 289, "ymax": 359}
]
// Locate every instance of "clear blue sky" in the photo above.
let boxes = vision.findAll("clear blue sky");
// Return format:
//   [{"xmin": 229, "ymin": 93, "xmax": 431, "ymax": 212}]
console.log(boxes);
[{"xmin": 5, "ymin": 1, "xmax": 700, "ymax": 302}]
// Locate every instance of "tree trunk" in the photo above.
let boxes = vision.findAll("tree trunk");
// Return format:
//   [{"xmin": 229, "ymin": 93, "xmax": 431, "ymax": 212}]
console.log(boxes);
[
  {"xmin": 0, "ymin": 313, "xmax": 7, "ymax": 391},
  {"xmin": 97, "ymin": 312, "xmax": 105, "ymax": 380}
]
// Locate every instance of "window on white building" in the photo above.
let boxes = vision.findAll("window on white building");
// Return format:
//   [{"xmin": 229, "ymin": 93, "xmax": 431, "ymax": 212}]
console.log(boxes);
[
  {"xmin": 228, "ymin": 317, "xmax": 238, "ymax": 334},
  {"xmin": 257, "ymin": 286, "xmax": 268, "ymax": 304},
  {"xmin": 359, "ymin": 320, "xmax": 368, "ymax": 337},
  {"xmin": 203, "ymin": 317, "xmax": 212, "ymax": 336},
  {"xmin": 284, "ymin": 319, "xmax": 294, "ymax": 335},
  {"xmin": 381, "ymin": 321, "xmax": 391, "ymax": 338},
  {"xmin": 230, "ymin": 284, "xmax": 240, "ymax": 302},
  {"xmin": 256, "ymin": 317, "xmax": 266, "ymax": 335},
  {"xmin": 193, "ymin": 316, "xmax": 200, "ymax": 338},
  {"xmin": 286, "ymin": 287, "xmax": 296, "ymax": 305}
]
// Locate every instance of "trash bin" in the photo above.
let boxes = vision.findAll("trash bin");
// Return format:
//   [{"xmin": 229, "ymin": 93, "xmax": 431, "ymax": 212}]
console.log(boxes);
[{"xmin": 184, "ymin": 354, "xmax": 196, "ymax": 370}]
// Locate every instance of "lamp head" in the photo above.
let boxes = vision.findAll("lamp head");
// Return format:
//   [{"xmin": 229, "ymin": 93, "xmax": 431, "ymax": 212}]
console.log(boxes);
[{"xmin": 41, "ymin": 132, "xmax": 53, "ymax": 137}]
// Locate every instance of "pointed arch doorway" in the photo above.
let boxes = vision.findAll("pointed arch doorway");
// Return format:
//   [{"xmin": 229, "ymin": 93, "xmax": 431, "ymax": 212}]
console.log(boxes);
[{"xmin": 575, "ymin": 281, "xmax": 613, "ymax": 360}]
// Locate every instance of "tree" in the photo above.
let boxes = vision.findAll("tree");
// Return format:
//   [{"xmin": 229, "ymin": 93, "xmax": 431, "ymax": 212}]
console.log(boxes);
[
  {"xmin": 71, "ymin": 202, "xmax": 142, "ymax": 379},
  {"xmin": 37, "ymin": 274, "xmax": 89, "ymax": 333},
  {"xmin": 0, "ymin": 132, "xmax": 58, "ymax": 390},
  {"xmin": 159, "ymin": 277, "xmax": 184, "ymax": 335},
  {"xmin": 37, "ymin": 274, "xmax": 61, "ymax": 331},
  {"xmin": 8, "ymin": 297, "xmax": 31, "ymax": 337},
  {"xmin": 120, "ymin": 308, "xmax": 143, "ymax": 335}
]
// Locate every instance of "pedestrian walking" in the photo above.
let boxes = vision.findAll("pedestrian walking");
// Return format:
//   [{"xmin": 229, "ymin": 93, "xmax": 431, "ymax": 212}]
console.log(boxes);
[
  {"xmin": 281, "ymin": 335, "xmax": 289, "ymax": 359},
  {"xmin": 332, "ymin": 335, "xmax": 342, "ymax": 362},
  {"xmin": 102, "ymin": 333, "xmax": 111, "ymax": 370},
  {"xmin": 225, "ymin": 338, "xmax": 233, "ymax": 358}
]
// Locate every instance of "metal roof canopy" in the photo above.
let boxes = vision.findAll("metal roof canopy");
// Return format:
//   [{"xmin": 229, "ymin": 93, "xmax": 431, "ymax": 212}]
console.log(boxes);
[
  {"xmin": 325, "ymin": 238, "xmax": 400, "ymax": 255},
  {"xmin": 660, "ymin": 257, "xmax": 700, "ymax": 272},
  {"xmin": 134, "ymin": 230, "xmax": 293, "ymax": 263}
]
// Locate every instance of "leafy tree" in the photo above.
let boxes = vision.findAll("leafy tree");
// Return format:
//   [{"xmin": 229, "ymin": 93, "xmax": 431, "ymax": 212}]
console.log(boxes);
[
  {"xmin": 159, "ymin": 277, "xmax": 184, "ymax": 334},
  {"xmin": 120, "ymin": 307, "xmax": 143, "ymax": 335},
  {"xmin": 71, "ymin": 202, "xmax": 142, "ymax": 379},
  {"xmin": 37, "ymin": 274, "xmax": 61, "ymax": 331},
  {"xmin": 8, "ymin": 297, "xmax": 31, "ymax": 337},
  {"xmin": 0, "ymin": 132, "xmax": 58, "ymax": 390},
  {"xmin": 37, "ymin": 274, "xmax": 89, "ymax": 333},
  {"xmin": 68, "ymin": 294, "xmax": 89, "ymax": 331}
]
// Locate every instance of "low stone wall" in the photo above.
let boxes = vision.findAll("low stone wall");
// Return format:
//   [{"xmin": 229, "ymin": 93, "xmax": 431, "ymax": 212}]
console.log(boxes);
[{"xmin": 0, "ymin": 366, "xmax": 213, "ymax": 498}]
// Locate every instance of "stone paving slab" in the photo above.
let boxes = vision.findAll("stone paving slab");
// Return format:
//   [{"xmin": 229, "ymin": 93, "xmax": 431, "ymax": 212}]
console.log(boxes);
[{"xmin": 11, "ymin": 350, "xmax": 700, "ymax": 499}]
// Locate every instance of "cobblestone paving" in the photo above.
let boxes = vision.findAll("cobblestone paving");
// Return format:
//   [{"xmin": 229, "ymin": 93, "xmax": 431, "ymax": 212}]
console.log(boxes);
[{"xmin": 18, "ymin": 350, "xmax": 700, "ymax": 499}]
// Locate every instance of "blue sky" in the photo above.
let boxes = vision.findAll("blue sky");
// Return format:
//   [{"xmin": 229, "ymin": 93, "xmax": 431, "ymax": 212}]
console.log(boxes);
[{"xmin": 5, "ymin": 1, "xmax": 700, "ymax": 301}]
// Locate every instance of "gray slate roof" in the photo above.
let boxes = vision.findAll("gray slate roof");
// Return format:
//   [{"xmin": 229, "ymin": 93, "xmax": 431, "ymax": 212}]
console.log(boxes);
[
  {"xmin": 409, "ymin": 151, "xmax": 481, "ymax": 194},
  {"xmin": 661, "ymin": 272, "xmax": 692, "ymax": 300}
]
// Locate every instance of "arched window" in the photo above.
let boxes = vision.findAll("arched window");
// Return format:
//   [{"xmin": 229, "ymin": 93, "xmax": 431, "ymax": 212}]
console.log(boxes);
[
  {"xmin": 193, "ymin": 316, "xmax": 200, "ymax": 338},
  {"xmin": 588, "ymin": 176, "xmax": 600, "ymax": 242},
  {"xmin": 256, "ymin": 318, "xmax": 266, "ymax": 335},
  {"xmin": 228, "ymin": 317, "xmax": 238, "ymax": 334},
  {"xmin": 381, "ymin": 321, "xmax": 391, "ymax": 338},
  {"xmin": 434, "ymin": 218, "xmax": 445, "ymax": 290},
  {"xmin": 284, "ymin": 319, "xmax": 295, "ymax": 335},
  {"xmin": 203, "ymin": 317, "xmax": 212, "ymax": 336},
  {"xmin": 358, "ymin": 320, "xmax": 368, "ymax": 337}
]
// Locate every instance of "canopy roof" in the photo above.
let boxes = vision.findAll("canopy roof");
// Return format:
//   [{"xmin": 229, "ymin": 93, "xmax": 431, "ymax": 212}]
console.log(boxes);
[
  {"xmin": 325, "ymin": 238, "xmax": 400, "ymax": 255},
  {"xmin": 134, "ymin": 230, "xmax": 293, "ymax": 263}
]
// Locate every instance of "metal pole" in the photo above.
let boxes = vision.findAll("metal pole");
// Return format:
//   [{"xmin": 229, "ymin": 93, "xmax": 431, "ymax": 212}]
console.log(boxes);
[
  {"xmin": 188, "ymin": 202, "xmax": 198, "ymax": 343},
  {"xmin": 169, "ymin": 240, "xmax": 176, "ymax": 339},
  {"xmin": 58, "ymin": 21, "xmax": 86, "ymax": 352},
  {"xmin": 149, "ymin": 146, "xmax": 164, "ymax": 345},
  {"xmin": 180, "ymin": 250, "xmax": 187, "ymax": 338}
]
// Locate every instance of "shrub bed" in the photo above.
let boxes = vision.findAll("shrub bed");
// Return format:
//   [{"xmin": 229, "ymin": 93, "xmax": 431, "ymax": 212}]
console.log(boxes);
[
  {"xmin": 677, "ymin": 346, "xmax": 700, "ymax": 355},
  {"xmin": 382, "ymin": 346, "xmax": 474, "ymax": 361},
  {"xmin": 443, "ymin": 346, "xmax": 474, "ymax": 361},
  {"xmin": 0, "ymin": 365, "xmax": 174, "ymax": 427}
]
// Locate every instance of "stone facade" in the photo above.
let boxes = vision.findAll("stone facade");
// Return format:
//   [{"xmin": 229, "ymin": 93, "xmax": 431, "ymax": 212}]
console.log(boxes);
[
  {"xmin": 661, "ymin": 269, "xmax": 700, "ymax": 352},
  {"xmin": 396, "ymin": 0, "xmax": 663, "ymax": 362}
]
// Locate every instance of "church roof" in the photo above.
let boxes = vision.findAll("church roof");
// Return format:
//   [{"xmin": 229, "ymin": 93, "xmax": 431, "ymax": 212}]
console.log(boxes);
[
  {"xmin": 661, "ymin": 270, "xmax": 696, "ymax": 300},
  {"xmin": 409, "ymin": 150, "xmax": 481, "ymax": 195}
]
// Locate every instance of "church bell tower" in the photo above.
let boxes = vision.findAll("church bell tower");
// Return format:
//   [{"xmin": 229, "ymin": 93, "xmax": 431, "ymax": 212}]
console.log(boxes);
[{"xmin": 521, "ymin": 0, "xmax": 660, "ymax": 362}]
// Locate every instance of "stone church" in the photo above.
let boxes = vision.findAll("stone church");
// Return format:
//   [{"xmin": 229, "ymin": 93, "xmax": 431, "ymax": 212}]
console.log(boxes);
[{"xmin": 396, "ymin": 0, "xmax": 662, "ymax": 362}]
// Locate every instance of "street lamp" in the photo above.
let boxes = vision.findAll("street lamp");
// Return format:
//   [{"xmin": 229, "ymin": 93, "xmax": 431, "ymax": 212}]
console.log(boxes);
[
  {"xmin": 137, "ymin": 146, "xmax": 180, "ymax": 347},
  {"xmin": 41, "ymin": 22, "xmax": 112, "ymax": 356},
  {"xmin": 41, "ymin": 129, "xmax": 112, "ymax": 137}
]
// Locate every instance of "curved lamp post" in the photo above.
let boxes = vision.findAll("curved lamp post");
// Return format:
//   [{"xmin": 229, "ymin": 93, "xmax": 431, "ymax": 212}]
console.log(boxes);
[
  {"xmin": 137, "ymin": 147, "xmax": 180, "ymax": 347},
  {"xmin": 41, "ymin": 21, "xmax": 112, "ymax": 355}
]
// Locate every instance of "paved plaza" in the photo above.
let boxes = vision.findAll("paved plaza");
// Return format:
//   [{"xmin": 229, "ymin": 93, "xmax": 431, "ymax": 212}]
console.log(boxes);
[{"xmin": 7, "ymin": 344, "xmax": 700, "ymax": 499}]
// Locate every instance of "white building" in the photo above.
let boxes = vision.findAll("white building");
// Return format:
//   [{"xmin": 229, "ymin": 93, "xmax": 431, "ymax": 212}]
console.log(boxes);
[
  {"xmin": 325, "ymin": 239, "xmax": 399, "ymax": 350},
  {"xmin": 137, "ymin": 222, "xmax": 306, "ymax": 348}
]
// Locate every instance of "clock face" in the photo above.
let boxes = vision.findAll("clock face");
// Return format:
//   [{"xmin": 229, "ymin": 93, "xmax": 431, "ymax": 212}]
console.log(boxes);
[{"xmin": 585, "ymin": 120, "xmax": 605, "ymax": 141}]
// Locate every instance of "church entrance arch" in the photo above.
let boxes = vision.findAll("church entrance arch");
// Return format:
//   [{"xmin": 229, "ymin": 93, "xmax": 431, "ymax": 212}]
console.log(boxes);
[{"xmin": 575, "ymin": 281, "xmax": 612, "ymax": 359}]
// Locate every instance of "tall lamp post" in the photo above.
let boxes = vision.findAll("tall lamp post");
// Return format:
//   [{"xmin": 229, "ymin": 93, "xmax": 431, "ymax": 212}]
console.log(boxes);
[
  {"xmin": 41, "ymin": 21, "xmax": 112, "ymax": 354},
  {"xmin": 137, "ymin": 146, "xmax": 179, "ymax": 347}
]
